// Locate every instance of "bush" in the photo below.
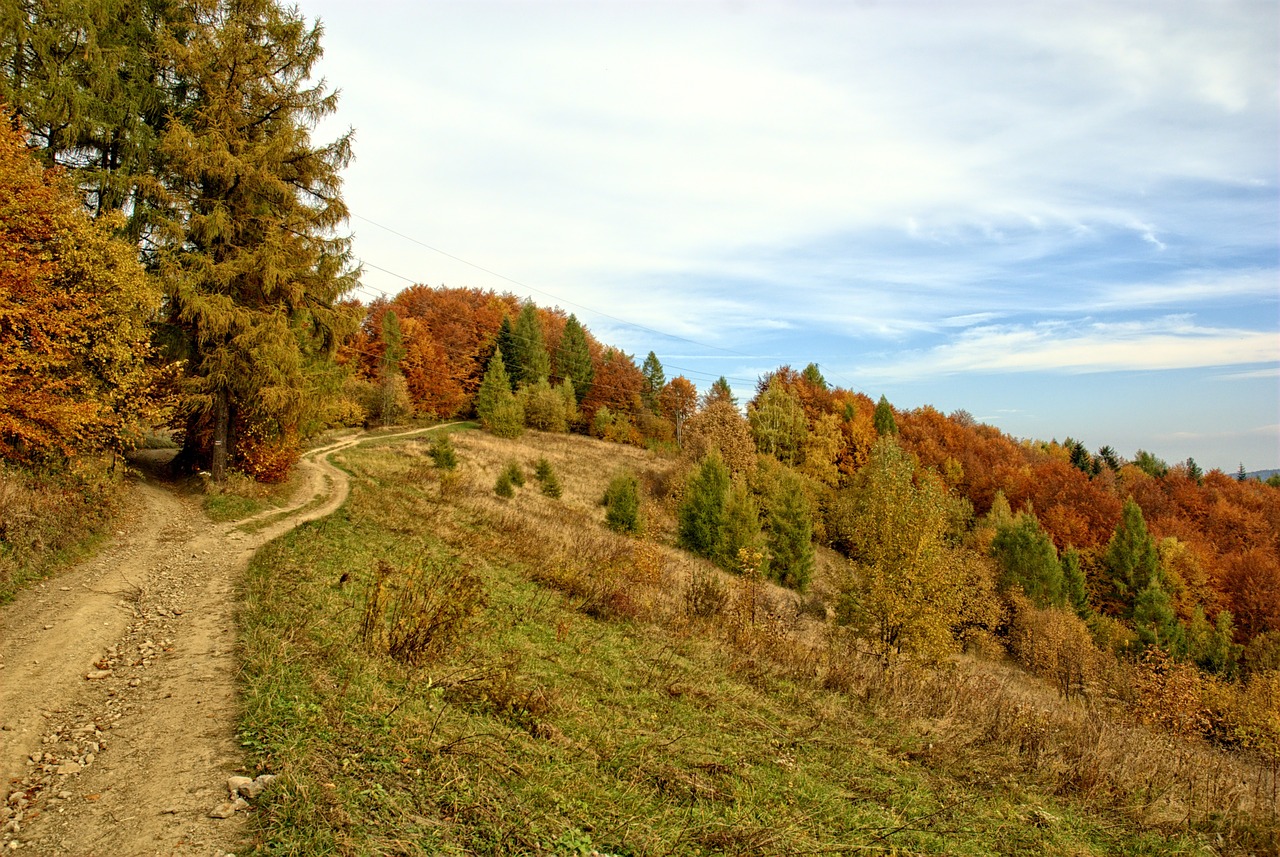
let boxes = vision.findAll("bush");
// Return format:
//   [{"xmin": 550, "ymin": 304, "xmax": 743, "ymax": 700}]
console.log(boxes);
[
  {"xmin": 504, "ymin": 460, "xmax": 526, "ymax": 487},
  {"xmin": 603, "ymin": 471, "xmax": 643, "ymax": 534},
  {"xmin": 427, "ymin": 434, "xmax": 458, "ymax": 470},
  {"xmin": 535, "ymin": 457, "xmax": 562, "ymax": 499},
  {"xmin": 684, "ymin": 567, "xmax": 729, "ymax": 618},
  {"xmin": 495, "ymin": 472, "xmax": 514, "ymax": 499},
  {"xmin": 360, "ymin": 558, "xmax": 486, "ymax": 666}
]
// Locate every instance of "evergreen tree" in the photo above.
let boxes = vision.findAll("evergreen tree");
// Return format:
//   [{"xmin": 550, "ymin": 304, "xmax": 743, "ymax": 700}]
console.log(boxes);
[
  {"xmin": 1061, "ymin": 548, "xmax": 1091, "ymax": 618},
  {"xmin": 494, "ymin": 315, "xmax": 518, "ymax": 392},
  {"xmin": 718, "ymin": 479, "xmax": 764, "ymax": 571},
  {"xmin": 801, "ymin": 362, "xmax": 827, "ymax": 391},
  {"xmin": 991, "ymin": 512, "xmax": 1065, "ymax": 608},
  {"xmin": 553, "ymin": 313, "xmax": 593, "ymax": 403},
  {"xmin": 873, "ymin": 394, "xmax": 897, "ymax": 436},
  {"xmin": 678, "ymin": 450, "xmax": 730, "ymax": 560},
  {"xmin": 0, "ymin": 0, "xmax": 174, "ymax": 227},
  {"xmin": 154, "ymin": 0, "xmax": 357, "ymax": 480},
  {"xmin": 762, "ymin": 468, "xmax": 815, "ymax": 591},
  {"xmin": 1103, "ymin": 499, "xmax": 1162, "ymax": 611},
  {"xmin": 1131, "ymin": 579, "xmax": 1184, "ymax": 655},
  {"xmin": 640, "ymin": 351, "xmax": 665, "ymax": 414},
  {"xmin": 603, "ymin": 471, "xmax": 643, "ymax": 534},
  {"xmin": 476, "ymin": 350, "xmax": 522, "ymax": 437},
  {"xmin": 702, "ymin": 376, "xmax": 736, "ymax": 409},
  {"xmin": 511, "ymin": 302, "xmax": 549, "ymax": 387}
]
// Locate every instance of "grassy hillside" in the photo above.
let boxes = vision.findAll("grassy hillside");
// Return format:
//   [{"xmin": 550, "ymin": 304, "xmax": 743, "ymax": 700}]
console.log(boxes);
[{"xmin": 236, "ymin": 427, "xmax": 1276, "ymax": 855}]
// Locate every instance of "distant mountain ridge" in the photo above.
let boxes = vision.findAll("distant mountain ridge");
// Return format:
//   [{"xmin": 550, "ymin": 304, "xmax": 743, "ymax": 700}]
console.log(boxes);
[{"xmin": 1245, "ymin": 469, "xmax": 1279, "ymax": 481}]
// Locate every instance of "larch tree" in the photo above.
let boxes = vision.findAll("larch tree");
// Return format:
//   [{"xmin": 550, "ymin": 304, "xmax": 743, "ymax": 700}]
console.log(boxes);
[
  {"xmin": 153, "ymin": 0, "xmax": 357, "ymax": 481},
  {"xmin": 0, "ymin": 0, "xmax": 175, "ymax": 226}
]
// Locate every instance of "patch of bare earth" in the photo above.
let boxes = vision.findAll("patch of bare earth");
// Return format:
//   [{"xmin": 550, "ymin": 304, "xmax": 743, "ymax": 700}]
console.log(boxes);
[{"xmin": 0, "ymin": 429, "xmax": 438, "ymax": 855}]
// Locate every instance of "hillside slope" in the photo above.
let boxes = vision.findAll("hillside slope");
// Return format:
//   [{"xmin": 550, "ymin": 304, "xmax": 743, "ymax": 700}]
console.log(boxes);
[{"xmin": 235, "ymin": 428, "xmax": 1276, "ymax": 855}]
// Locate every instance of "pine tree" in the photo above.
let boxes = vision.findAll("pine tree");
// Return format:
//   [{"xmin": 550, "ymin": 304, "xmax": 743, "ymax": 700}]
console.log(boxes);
[
  {"xmin": 873, "ymin": 394, "xmax": 897, "ymax": 436},
  {"xmin": 476, "ymin": 350, "xmax": 522, "ymax": 437},
  {"xmin": 511, "ymin": 302, "xmax": 549, "ymax": 387},
  {"xmin": 553, "ymin": 313, "xmax": 593, "ymax": 403},
  {"xmin": 762, "ymin": 468, "xmax": 815, "ymax": 591},
  {"xmin": 154, "ymin": 0, "xmax": 357, "ymax": 481},
  {"xmin": 1103, "ymin": 499, "xmax": 1162, "ymax": 612},
  {"xmin": 494, "ymin": 315, "xmax": 518, "ymax": 392},
  {"xmin": 640, "ymin": 351, "xmax": 665, "ymax": 414},
  {"xmin": 678, "ymin": 450, "xmax": 730, "ymax": 559}
]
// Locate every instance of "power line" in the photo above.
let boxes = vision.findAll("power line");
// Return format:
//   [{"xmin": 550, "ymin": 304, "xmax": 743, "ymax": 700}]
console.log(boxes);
[{"xmin": 351, "ymin": 212, "xmax": 758, "ymax": 359}]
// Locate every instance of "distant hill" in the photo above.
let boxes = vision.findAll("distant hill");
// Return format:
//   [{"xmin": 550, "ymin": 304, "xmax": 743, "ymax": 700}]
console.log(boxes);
[{"xmin": 1246, "ymin": 468, "xmax": 1279, "ymax": 482}]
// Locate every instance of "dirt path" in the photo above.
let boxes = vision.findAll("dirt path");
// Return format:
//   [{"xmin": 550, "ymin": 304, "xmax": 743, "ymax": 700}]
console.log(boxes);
[{"xmin": 0, "ymin": 427, "xmax": 443, "ymax": 855}]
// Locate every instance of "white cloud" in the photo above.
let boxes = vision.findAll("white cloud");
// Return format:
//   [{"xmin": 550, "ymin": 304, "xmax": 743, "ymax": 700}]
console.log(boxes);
[{"xmin": 857, "ymin": 316, "xmax": 1279, "ymax": 381}]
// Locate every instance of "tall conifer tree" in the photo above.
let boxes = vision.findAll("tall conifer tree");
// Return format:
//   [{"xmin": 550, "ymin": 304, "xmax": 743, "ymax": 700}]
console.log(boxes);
[
  {"xmin": 154, "ymin": 0, "xmax": 357, "ymax": 480},
  {"xmin": 553, "ymin": 313, "xmax": 593, "ymax": 403}
]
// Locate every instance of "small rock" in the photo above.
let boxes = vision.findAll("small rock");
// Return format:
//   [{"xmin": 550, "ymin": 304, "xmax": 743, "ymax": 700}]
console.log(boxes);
[
  {"xmin": 56, "ymin": 762, "xmax": 81, "ymax": 776},
  {"xmin": 226, "ymin": 776, "xmax": 253, "ymax": 797},
  {"xmin": 85, "ymin": 670, "xmax": 112, "ymax": 681},
  {"xmin": 208, "ymin": 798, "xmax": 248, "ymax": 819}
]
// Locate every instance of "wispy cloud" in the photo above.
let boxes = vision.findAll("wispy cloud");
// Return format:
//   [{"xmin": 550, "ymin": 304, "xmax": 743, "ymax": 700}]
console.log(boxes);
[{"xmin": 857, "ymin": 316, "xmax": 1277, "ymax": 382}]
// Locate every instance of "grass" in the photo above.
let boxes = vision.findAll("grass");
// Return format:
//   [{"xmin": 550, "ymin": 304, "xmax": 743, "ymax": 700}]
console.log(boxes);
[
  {"xmin": 236, "ymin": 429, "xmax": 1277, "ymax": 855},
  {"xmin": 0, "ymin": 457, "xmax": 125, "ymax": 603}
]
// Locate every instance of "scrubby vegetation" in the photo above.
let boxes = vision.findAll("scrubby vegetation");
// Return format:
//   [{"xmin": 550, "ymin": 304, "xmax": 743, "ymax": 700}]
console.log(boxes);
[{"xmin": 237, "ymin": 429, "xmax": 1278, "ymax": 855}]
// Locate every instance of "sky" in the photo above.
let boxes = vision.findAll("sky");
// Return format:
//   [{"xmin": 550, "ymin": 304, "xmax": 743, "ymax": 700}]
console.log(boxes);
[{"xmin": 301, "ymin": 0, "xmax": 1279, "ymax": 473}]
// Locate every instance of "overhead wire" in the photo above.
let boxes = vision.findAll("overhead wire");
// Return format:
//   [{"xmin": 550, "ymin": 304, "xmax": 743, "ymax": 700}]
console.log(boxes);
[{"xmin": 344, "ymin": 211, "xmax": 871, "ymax": 398}]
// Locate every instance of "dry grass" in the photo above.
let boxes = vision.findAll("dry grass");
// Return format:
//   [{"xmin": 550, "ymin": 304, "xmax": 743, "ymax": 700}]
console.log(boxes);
[
  {"xmin": 444, "ymin": 429, "xmax": 1280, "ymax": 850},
  {"xmin": 241, "ymin": 427, "xmax": 1278, "ymax": 855}
]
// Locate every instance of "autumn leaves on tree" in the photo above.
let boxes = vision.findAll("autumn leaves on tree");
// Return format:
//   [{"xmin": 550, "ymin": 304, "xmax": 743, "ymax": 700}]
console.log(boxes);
[{"xmin": 3, "ymin": 0, "xmax": 357, "ymax": 481}]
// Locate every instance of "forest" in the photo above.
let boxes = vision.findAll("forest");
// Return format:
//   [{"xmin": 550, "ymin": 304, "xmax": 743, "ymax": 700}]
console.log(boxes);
[{"xmin": 2, "ymin": 0, "xmax": 1279, "ymax": 802}]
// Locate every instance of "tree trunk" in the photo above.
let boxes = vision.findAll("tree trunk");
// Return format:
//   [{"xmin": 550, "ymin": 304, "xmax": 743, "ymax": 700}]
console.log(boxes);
[{"xmin": 211, "ymin": 387, "xmax": 229, "ymax": 483}]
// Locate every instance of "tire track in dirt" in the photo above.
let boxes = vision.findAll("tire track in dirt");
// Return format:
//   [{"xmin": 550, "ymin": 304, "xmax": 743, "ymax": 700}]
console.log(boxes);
[{"xmin": 0, "ymin": 427, "xmax": 448, "ymax": 855}]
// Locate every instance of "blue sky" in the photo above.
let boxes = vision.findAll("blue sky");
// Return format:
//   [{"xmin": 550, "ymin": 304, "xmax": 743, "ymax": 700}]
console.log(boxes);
[{"xmin": 304, "ymin": 0, "xmax": 1278, "ymax": 472}]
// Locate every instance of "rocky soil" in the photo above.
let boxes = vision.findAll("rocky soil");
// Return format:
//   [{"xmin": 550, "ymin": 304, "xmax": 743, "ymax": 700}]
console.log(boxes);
[{"xmin": 0, "ymin": 430, "xmax": 433, "ymax": 855}]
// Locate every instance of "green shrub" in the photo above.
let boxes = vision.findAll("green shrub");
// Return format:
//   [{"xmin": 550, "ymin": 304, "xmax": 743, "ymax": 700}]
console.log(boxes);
[
  {"xmin": 504, "ymin": 460, "xmax": 526, "ymax": 488},
  {"xmin": 495, "ymin": 469, "xmax": 516, "ymax": 498},
  {"xmin": 427, "ymin": 434, "xmax": 458, "ymax": 470},
  {"xmin": 603, "ymin": 471, "xmax": 643, "ymax": 534},
  {"xmin": 535, "ymin": 457, "xmax": 563, "ymax": 499}
]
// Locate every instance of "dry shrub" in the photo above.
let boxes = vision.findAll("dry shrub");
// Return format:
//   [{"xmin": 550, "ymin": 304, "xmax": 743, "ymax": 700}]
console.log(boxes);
[
  {"xmin": 1008, "ymin": 596, "xmax": 1105, "ymax": 700},
  {"xmin": 360, "ymin": 558, "xmax": 486, "ymax": 666},
  {"xmin": 683, "ymin": 566, "xmax": 729, "ymax": 619},
  {"xmin": 524, "ymin": 527, "xmax": 669, "ymax": 622}
]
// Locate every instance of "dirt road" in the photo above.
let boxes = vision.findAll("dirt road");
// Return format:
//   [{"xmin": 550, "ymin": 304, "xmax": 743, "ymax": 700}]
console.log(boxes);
[{"xmin": 0, "ymin": 428, "xmax": 436, "ymax": 855}]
